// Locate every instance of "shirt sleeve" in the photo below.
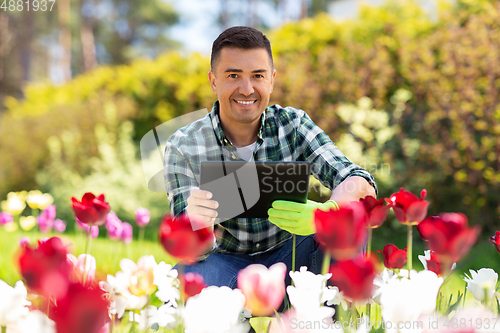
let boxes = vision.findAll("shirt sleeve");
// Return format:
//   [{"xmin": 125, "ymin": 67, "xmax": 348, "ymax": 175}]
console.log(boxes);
[
  {"xmin": 295, "ymin": 110, "xmax": 378, "ymax": 194},
  {"xmin": 164, "ymin": 140, "xmax": 198, "ymax": 216}
]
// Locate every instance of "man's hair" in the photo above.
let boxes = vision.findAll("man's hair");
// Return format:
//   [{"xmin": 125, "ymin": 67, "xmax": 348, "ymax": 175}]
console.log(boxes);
[{"xmin": 211, "ymin": 26, "xmax": 273, "ymax": 70}]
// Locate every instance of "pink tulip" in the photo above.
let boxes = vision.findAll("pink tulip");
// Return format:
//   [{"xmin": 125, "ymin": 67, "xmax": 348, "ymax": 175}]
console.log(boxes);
[
  {"xmin": 135, "ymin": 207, "xmax": 151, "ymax": 227},
  {"xmin": 43, "ymin": 204, "xmax": 57, "ymax": 220},
  {"xmin": 105, "ymin": 211, "xmax": 123, "ymax": 240},
  {"xmin": 88, "ymin": 226, "xmax": 99, "ymax": 238},
  {"xmin": 37, "ymin": 205, "xmax": 57, "ymax": 233},
  {"xmin": 237, "ymin": 263, "xmax": 286, "ymax": 316},
  {"xmin": 37, "ymin": 218, "xmax": 53, "ymax": 233},
  {"xmin": 54, "ymin": 219, "xmax": 67, "ymax": 233},
  {"xmin": 121, "ymin": 222, "xmax": 133, "ymax": 244},
  {"xmin": 67, "ymin": 253, "xmax": 96, "ymax": 286},
  {"xmin": 0, "ymin": 211, "xmax": 14, "ymax": 225},
  {"xmin": 19, "ymin": 236, "xmax": 31, "ymax": 247}
]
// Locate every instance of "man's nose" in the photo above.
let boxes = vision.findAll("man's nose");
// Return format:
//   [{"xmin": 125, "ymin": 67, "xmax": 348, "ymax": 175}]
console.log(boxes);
[{"xmin": 238, "ymin": 78, "xmax": 254, "ymax": 96}]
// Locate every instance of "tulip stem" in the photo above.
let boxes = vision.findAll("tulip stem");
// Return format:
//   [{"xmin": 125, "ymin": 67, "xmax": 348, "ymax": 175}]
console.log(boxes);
[
  {"xmin": 46, "ymin": 297, "xmax": 50, "ymax": 317},
  {"xmin": 292, "ymin": 234, "xmax": 296, "ymax": 273},
  {"xmin": 110, "ymin": 314, "xmax": 114, "ymax": 333},
  {"xmin": 367, "ymin": 228, "xmax": 373, "ymax": 255},
  {"xmin": 144, "ymin": 295, "xmax": 150, "ymax": 330},
  {"xmin": 407, "ymin": 224, "xmax": 412, "ymax": 278},
  {"xmin": 2, "ymin": 326, "xmax": 6, "ymax": 333},
  {"xmin": 483, "ymin": 287, "xmax": 489, "ymax": 310},
  {"xmin": 463, "ymin": 282, "xmax": 467, "ymax": 309},
  {"xmin": 321, "ymin": 252, "xmax": 331, "ymax": 276},
  {"xmin": 178, "ymin": 263, "xmax": 185, "ymax": 306},
  {"xmin": 350, "ymin": 304, "xmax": 357, "ymax": 329}
]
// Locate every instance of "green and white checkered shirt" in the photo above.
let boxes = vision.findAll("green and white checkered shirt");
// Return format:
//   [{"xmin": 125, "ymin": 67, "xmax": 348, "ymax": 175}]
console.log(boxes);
[{"xmin": 164, "ymin": 101, "xmax": 377, "ymax": 255}]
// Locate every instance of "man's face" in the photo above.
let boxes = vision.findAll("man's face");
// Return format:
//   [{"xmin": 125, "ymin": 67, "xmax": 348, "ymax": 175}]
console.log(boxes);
[{"xmin": 208, "ymin": 47, "xmax": 276, "ymax": 132}]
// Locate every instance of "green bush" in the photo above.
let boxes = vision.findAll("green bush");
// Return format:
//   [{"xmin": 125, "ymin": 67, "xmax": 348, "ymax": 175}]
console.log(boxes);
[{"xmin": 35, "ymin": 104, "xmax": 169, "ymax": 238}]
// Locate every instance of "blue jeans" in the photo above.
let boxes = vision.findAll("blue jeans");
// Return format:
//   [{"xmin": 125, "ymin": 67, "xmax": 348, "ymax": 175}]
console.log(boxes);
[{"xmin": 177, "ymin": 235, "xmax": 325, "ymax": 289}]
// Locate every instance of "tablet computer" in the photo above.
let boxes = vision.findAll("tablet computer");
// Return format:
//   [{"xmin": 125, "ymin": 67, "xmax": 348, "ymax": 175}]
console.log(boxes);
[{"xmin": 200, "ymin": 161, "xmax": 311, "ymax": 219}]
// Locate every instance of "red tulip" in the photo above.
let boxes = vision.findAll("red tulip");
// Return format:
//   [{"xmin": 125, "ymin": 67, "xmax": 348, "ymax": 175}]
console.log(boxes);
[
  {"xmin": 360, "ymin": 195, "xmax": 391, "ymax": 228},
  {"xmin": 18, "ymin": 237, "xmax": 72, "ymax": 299},
  {"xmin": 159, "ymin": 215, "xmax": 214, "ymax": 262},
  {"xmin": 377, "ymin": 244, "xmax": 407, "ymax": 269},
  {"xmin": 418, "ymin": 213, "xmax": 480, "ymax": 275},
  {"xmin": 237, "ymin": 263, "xmax": 286, "ymax": 316},
  {"xmin": 181, "ymin": 272, "xmax": 207, "ymax": 300},
  {"xmin": 329, "ymin": 254, "xmax": 377, "ymax": 301},
  {"xmin": 51, "ymin": 282, "xmax": 110, "ymax": 333},
  {"xmin": 387, "ymin": 188, "xmax": 430, "ymax": 225},
  {"xmin": 71, "ymin": 193, "xmax": 111, "ymax": 227},
  {"xmin": 490, "ymin": 230, "xmax": 500, "ymax": 254},
  {"xmin": 314, "ymin": 201, "xmax": 367, "ymax": 260}
]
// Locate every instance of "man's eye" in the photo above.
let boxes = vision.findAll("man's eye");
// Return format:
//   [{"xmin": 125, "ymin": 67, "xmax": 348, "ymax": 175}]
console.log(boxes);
[
  {"xmin": 229, "ymin": 74, "xmax": 238, "ymax": 78},
  {"xmin": 254, "ymin": 74, "xmax": 264, "ymax": 79}
]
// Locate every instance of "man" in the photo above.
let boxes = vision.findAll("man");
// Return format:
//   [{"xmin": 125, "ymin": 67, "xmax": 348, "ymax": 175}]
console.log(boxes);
[{"xmin": 164, "ymin": 26, "xmax": 377, "ymax": 288}]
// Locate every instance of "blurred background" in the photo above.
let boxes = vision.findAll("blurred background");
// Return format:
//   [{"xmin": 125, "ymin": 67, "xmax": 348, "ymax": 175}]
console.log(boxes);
[{"xmin": 0, "ymin": 0, "xmax": 499, "ymax": 249}]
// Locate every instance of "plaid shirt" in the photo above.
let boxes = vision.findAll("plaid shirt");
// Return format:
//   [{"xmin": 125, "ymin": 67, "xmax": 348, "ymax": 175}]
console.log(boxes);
[{"xmin": 164, "ymin": 101, "xmax": 377, "ymax": 255}]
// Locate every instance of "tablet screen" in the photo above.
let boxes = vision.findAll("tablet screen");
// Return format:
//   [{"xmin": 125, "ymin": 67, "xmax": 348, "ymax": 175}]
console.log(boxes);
[{"xmin": 200, "ymin": 161, "xmax": 311, "ymax": 219}]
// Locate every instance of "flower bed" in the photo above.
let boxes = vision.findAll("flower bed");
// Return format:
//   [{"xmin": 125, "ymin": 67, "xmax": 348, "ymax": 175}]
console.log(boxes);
[{"xmin": 1, "ymin": 188, "xmax": 499, "ymax": 333}]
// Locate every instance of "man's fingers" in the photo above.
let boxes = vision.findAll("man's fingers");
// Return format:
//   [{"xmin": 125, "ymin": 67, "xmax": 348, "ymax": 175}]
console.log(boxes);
[
  {"xmin": 186, "ymin": 213, "xmax": 217, "ymax": 232},
  {"xmin": 186, "ymin": 195, "xmax": 219, "ymax": 210},
  {"xmin": 271, "ymin": 200, "xmax": 305, "ymax": 212},
  {"xmin": 268, "ymin": 208, "xmax": 302, "ymax": 221},
  {"xmin": 190, "ymin": 187, "xmax": 213, "ymax": 200},
  {"xmin": 186, "ymin": 205, "xmax": 218, "ymax": 219},
  {"xmin": 268, "ymin": 216, "xmax": 298, "ymax": 228}
]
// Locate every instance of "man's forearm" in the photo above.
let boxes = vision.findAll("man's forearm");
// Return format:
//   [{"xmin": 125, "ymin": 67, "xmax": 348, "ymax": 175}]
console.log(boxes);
[{"xmin": 329, "ymin": 176, "xmax": 376, "ymax": 206}]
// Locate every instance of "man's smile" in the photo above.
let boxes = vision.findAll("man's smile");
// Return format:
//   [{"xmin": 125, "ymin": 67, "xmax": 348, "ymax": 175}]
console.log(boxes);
[{"xmin": 234, "ymin": 99, "xmax": 257, "ymax": 106}]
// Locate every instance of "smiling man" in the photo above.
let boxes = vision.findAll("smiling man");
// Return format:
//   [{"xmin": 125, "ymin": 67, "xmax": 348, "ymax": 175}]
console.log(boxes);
[{"xmin": 164, "ymin": 26, "xmax": 377, "ymax": 290}]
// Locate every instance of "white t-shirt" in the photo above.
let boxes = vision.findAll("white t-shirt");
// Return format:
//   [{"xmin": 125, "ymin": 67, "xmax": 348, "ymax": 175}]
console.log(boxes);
[{"xmin": 235, "ymin": 141, "xmax": 256, "ymax": 161}]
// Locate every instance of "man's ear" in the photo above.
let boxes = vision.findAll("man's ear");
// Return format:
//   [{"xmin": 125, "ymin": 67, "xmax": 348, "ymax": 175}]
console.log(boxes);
[
  {"xmin": 208, "ymin": 70, "xmax": 217, "ymax": 94},
  {"xmin": 270, "ymin": 69, "xmax": 277, "ymax": 94}
]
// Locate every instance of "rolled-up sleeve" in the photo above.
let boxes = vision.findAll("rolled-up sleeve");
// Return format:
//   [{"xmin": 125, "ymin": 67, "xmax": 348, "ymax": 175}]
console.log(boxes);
[{"xmin": 164, "ymin": 141, "xmax": 198, "ymax": 216}]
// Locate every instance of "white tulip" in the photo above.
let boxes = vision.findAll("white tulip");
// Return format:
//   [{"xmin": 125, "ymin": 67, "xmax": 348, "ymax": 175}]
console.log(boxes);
[
  {"xmin": 183, "ymin": 286, "xmax": 249, "ymax": 333},
  {"xmin": 372, "ymin": 269, "xmax": 397, "ymax": 304},
  {"xmin": 289, "ymin": 266, "xmax": 331, "ymax": 290},
  {"xmin": 287, "ymin": 266, "xmax": 337, "ymax": 320},
  {"xmin": 0, "ymin": 280, "xmax": 30, "ymax": 327},
  {"xmin": 464, "ymin": 268, "xmax": 498, "ymax": 302},
  {"xmin": 287, "ymin": 286, "xmax": 335, "ymax": 319},
  {"xmin": 6, "ymin": 310, "xmax": 55, "ymax": 333},
  {"xmin": 380, "ymin": 270, "xmax": 443, "ymax": 333},
  {"xmin": 153, "ymin": 262, "xmax": 180, "ymax": 304}
]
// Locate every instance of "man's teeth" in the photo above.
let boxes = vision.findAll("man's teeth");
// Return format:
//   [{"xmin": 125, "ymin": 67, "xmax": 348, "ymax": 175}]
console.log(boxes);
[{"xmin": 236, "ymin": 100, "xmax": 255, "ymax": 105}]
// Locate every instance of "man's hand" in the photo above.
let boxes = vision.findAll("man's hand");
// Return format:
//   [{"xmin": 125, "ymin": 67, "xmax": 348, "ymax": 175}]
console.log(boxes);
[
  {"xmin": 330, "ymin": 176, "xmax": 377, "ymax": 206},
  {"xmin": 267, "ymin": 200, "xmax": 338, "ymax": 235},
  {"xmin": 186, "ymin": 187, "xmax": 219, "ymax": 231}
]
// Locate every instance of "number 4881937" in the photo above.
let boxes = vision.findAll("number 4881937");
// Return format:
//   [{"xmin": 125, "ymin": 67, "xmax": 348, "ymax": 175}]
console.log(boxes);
[{"xmin": 0, "ymin": 0, "xmax": 56, "ymax": 11}]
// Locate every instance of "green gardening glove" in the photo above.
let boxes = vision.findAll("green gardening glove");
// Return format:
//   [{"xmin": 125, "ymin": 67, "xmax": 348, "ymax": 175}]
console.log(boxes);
[{"xmin": 267, "ymin": 200, "xmax": 339, "ymax": 236}]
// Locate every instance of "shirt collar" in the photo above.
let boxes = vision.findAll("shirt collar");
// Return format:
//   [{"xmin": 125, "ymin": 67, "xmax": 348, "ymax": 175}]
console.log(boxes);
[{"xmin": 210, "ymin": 100, "xmax": 267, "ymax": 146}]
